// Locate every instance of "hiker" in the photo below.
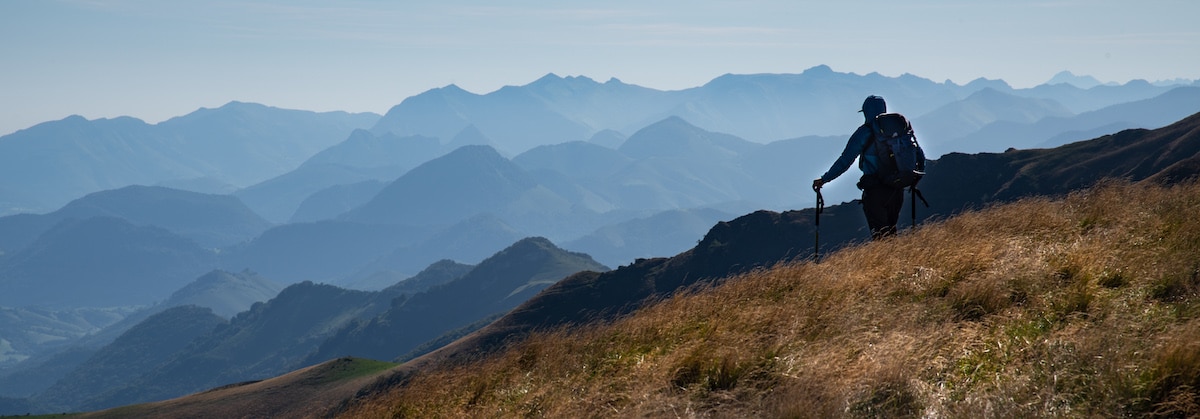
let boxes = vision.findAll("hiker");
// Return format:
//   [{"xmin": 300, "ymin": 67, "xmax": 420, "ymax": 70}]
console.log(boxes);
[{"xmin": 812, "ymin": 95, "xmax": 925, "ymax": 240}]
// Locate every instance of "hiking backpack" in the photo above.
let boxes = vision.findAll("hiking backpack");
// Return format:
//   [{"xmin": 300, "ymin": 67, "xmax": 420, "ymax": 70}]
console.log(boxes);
[{"xmin": 868, "ymin": 112, "xmax": 925, "ymax": 188}]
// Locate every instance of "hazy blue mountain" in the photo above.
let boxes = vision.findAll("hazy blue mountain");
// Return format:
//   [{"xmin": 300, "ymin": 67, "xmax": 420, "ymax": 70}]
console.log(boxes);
[
  {"xmin": 156, "ymin": 102, "xmax": 379, "ymax": 183},
  {"xmin": 32, "ymin": 305, "xmax": 226, "ymax": 412},
  {"xmin": 374, "ymin": 83, "xmax": 588, "ymax": 155},
  {"xmin": 2, "ymin": 67, "xmax": 1185, "ymax": 219},
  {"xmin": 342, "ymin": 145, "xmax": 541, "ymax": 226},
  {"xmin": 368, "ymin": 85, "xmax": 503, "ymax": 150},
  {"xmin": 79, "ymin": 281, "xmax": 391, "ymax": 411},
  {"xmin": 62, "ymin": 186, "xmax": 264, "ymax": 248},
  {"xmin": 0, "ymin": 396, "xmax": 34, "ymax": 415},
  {"xmin": 378, "ymin": 259, "xmax": 474, "ymax": 298},
  {"xmin": 518, "ymin": 73, "xmax": 685, "ymax": 133},
  {"xmin": 0, "ymin": 102, "xmax": 377, "ymax": 216},
  {"xmin": 0, "ymin": 116, "xmax": 187, "ymax": 216},
  {"xmin": 158, "ymin": 270, "xmax": 283, "ymax": 319},
  {"xmin": 235, "ymin": 130, "xmax": 443, "ymax": 223},
  {"xmin": 1, "ymin": 270, "xmax": 277, "ymax": 412},
  {"xmin": 307, "ymin": 237, "xmax": 608, "ymax": 363},
  {"xmin": 0, "ymin": 269, "xmax": 274, "ymax": 407},
  {"xmin": 0, "ymin": 185, "xmax": 270, "ymax": 253},
  {"xmin": 601, "ymin": 156, "xmax": 757, "ymax": 211},
  {"xmin": 1044, "ymin": 70, "xmax": 1109, "ymax": 89},
  {"xmin": 564, "ymin": 207, "xmax": 735, "ymax": 267},
  {"xmin": 737, "ymin": 134, "xmax": 851, "ymax": 207},
  {"xmin": 589, "ymin": 117, "xmax": 762, "ymax": 211},
  {"xmin": 665, "ymin": 66, "xmax": 970, "ymax": 141},
  {"xmin": 0, "ymin": 305, "xmax": 142, "ymax": 404},
  {"xmin": 219, "ymin": 221, "xmax": 426, "ymax": 285},
  {"xmin": 154, "ymin": 176, "xmax": 239, "ymax": 195},
  {"xmin": 443, "ymin": 124, "xmax": 505, "ymax": 154},
  {"xmin": 0, "ymin": 345, "xmax": 98, "ymax": 404},
  {"xmin": 369, "ymin": 67, "xmax": 975, "ymax": 152},
  {"xmin": 618, "ymin": 116, "xmax": 760, "ymax": 162},
  {"xmin": 586, "ymin": 128, "xmax": 628, "ymax": 149},
  {"xmin": 1012, "ymin": 79, "xmax": 1182, "ymax": 114},
  {"xmin": 36, "ymin": 238, "xmax": 599, "ymax": 412},
  {"xmin": 371, "ymin": 75, "xmax": 674, "ymax": 155},
  {"xmin": 514, "ymin": 141, "xmax": 633, "ymax": 181},
  {"xmin": 1035, "ymin": 86, "xmax": 1200, "ymax": 148},
  {"xmin": 304, "ymin": 129, "xmax": 443, "ymax": 170},
  {"xmin": 953, "ymin": 86, "xmax": 1200, "ymax": 154},
  {"xmin": 516, "ymin": 116, "xmax": 803, "ymax": 215},
  {"xmin": 341, "ymin": 214, "xmax": 527, "ymax": 290},
  {"xmin": 0, "ymin": 306, "xmax": 135, "ymax": 370},
  {"xmin": 0, "ymin": 217, "xmax": 218, "ymax": 308},
  {"xmin": 288, "ymin": 180, "xmax": 387, "ymax": 223},
  {"xmin": 364, "ymin": 67, "xmax": 1191, "ymax": 158},
  {"xmin": 914, "ymin": 88, "xmax": 1075, "ymax": 157},
  {"xmin": 0, "ymin": 214, "xmax": 58, "ymax": 256},
  {"xmin": 233, "ymin": 163, "xmax": 383, "ymax": 223}
]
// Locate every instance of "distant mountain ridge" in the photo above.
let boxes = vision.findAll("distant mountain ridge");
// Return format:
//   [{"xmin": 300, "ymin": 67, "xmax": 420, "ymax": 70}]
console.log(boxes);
[
  {"xmin": 0, "ymin": 216, "xmax": 218, "ymax": 308},
  {"xmin": 306, "ymin": 237, "xmax": 608, "ymax": 364},
  {"xmin": 368, "ymin": 66, "xmax": 1190, "ymax": 157},
  {"xmin": 951, "ymin": 86, "xmax": 1200, "ymax": 154},
  {"xmin": 233, "ymin": 129, "xmax": 443, "ymax": 223},
  {"xmin": 160, "ymin": 270, "xmax": 283, "ymax": 319},
  {"xmin": 2, "ymin": 67, "xmax": 1191, "ymax": 219},
  {"xmin": 0, "ymin": 185, "xmax": 271, "ymax": 253},
  {"xmin": 0, "ymin": 102, "xmax": 377, "ymax": 215},
  {"xmin": 343, "ymin": 145, "xmax": 540, "ymax": 226},
  {"xmin": 32, "ymin": 305, "xmax": 226, "ymax": 412},
  {"xmin": 27, "ymin": 236, "xmax": 603, "ymax": 413},
  {"xmin": 913, "ymin": 88, "xmax": 1075, "ymax": 157}
]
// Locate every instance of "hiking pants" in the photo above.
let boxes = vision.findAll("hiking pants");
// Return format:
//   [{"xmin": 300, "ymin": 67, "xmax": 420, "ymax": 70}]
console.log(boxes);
[{"xmin": 862, "ymin": 186, "xmax": 904, "ymax": 240}]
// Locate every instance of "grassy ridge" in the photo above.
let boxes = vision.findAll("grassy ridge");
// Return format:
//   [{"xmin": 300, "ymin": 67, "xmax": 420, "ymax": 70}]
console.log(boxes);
[
  {"xmin": 340, "ymin": 181, "xmax": 1200, "ymax": 417},
  {"xmin": 73, "ymin": 357, "xmax": 397, "ymax": 419}
]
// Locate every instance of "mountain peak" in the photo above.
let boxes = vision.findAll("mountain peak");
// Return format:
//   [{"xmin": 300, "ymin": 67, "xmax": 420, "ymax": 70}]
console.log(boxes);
[
  {"xmin": 618, "ymin": 116, "xmax": 756, "ymax": 161},
  {"xmin": 1045, "ymin": 71, "xmax": 1105, "ymax": 89},
  {"xmin": 162, "ymin": 269, "xmax": 283, "ymax": 318},
  {"xmin": 341, "ymin": 143, "xmax": 536, "ymax": 226},
  {"xmin": 802, "ymin": 64, "xmax": 834, "ymax": 75},
  {"xmin": 533, "ymin": 73, "xmax": 564, "ymax": 84}
]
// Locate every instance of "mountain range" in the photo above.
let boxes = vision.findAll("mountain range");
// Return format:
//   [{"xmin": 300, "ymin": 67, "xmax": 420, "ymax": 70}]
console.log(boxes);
[
  {"xmin": 0, "ymin": 102, "xmax": 377, "ymax": 215},
  {"xmin": 2, "ymin": 67, "xmax": 1199, "ymax": 415},
  {"xmin": 8, "ymin": 236, "xmax": 603, "ymax": 413},
  {"xmin": 61, "ymin": 108, "xmax": 1200, "ymax": 418},
  {"xmin": 0, "ymin": 68, "xmax": 1195, "ymax": 315},
  {"xmin": 3, "ymin": 67, "xmax": 1194, "ymax": 220}
]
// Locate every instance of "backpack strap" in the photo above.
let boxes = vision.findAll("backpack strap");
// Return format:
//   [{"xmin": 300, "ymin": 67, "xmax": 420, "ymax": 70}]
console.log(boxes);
[{"xmin": 858, "ymin": 122, "xmax": 877, "ymax": 169}]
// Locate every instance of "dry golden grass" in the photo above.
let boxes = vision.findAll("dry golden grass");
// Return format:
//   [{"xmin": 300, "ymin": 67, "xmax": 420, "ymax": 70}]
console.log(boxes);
[{"xmin": 341, "ymin": 181, "xmax": 1200, "ymax": 418}]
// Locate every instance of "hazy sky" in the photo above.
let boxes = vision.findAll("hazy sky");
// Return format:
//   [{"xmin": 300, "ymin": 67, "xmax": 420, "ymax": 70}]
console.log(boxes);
[{"xmin": 2, "ymin": 0, "xmax": 1198, "ymax": 136}]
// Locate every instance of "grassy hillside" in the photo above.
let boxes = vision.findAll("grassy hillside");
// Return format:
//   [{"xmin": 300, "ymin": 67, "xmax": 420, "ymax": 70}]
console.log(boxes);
[
  {"xmin": 340, "ymin": 181, "xmax": 1200, "ymax": 417},
  {"xmin": 78, "ymin": 357, "xmax": 395, "ymax": 419}
]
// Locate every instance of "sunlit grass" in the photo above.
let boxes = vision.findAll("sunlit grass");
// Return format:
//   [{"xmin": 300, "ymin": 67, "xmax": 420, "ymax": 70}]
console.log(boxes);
[{"xmin": 341, "ymin": 181, "xmax": 1200, "ymax": 418}]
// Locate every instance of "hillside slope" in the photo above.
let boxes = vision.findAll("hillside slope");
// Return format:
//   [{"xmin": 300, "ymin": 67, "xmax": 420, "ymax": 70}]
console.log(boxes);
[
  {"xmin": 79, "ymin": 357, "xmax": 396, "ymax": 419},
  {"xmin": 343, "ymin": 181, "xmax": 1200, "ymax": 417}
]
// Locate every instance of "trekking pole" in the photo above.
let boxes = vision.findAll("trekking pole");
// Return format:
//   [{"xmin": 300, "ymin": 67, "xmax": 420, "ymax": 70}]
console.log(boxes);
[
  {"xmin": 910, "ymin": 187, "xmax": 929, "ymax": 230},
  {"xmin": 814, "ymin": 185, "xmax": 825, "ymax": 263}
]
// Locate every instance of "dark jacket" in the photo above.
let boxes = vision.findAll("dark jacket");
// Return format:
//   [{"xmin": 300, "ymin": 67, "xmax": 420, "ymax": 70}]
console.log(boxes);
[{"xmin": 819, "ymin": 97, "xmax": 887, "ymax": 183}]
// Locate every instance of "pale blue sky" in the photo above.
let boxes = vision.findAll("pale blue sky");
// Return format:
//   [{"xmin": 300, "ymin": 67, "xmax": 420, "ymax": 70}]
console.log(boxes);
[{"xmin": 2, "ymin": 0, "xmax": 1197, "ymax": 136}]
